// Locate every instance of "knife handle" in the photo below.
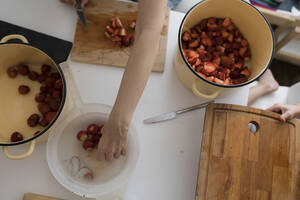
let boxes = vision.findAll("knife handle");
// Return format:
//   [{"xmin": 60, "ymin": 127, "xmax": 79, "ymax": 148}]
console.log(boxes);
[{"xmin": 175, "ymin": 101, "xmax": 214, "ymax": 115}]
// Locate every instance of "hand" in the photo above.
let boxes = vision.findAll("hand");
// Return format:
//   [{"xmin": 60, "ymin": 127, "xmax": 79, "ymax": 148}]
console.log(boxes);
[
  {"xmin": 60, "ymin": 0, "xmax": 88, "ymax": 7},
  {"xmin": 97, "ymin": 117, "xmax": 129, "ymax": 161},
  {"xmin": 267, "ymin": 103, "xmax": 300, "ymax": 122}
]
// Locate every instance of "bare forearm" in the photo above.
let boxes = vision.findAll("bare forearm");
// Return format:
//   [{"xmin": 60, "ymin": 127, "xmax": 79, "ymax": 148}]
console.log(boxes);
[{"xmin": 110, "ymin": 0, "xmax": 167, "ymax": 124}]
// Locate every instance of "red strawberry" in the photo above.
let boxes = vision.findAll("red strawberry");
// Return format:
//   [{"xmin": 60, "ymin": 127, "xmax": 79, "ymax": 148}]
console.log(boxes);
[
  {"xmin": 83, "ymin": 140, "xmax": 95, "ymax": 151},
  {"xmin": 87, "ymin": 124, "xmax": 99, "ymax": 135},
  {"xmin": 77, "ymin": 131, "xmax": 88, "ymax": 141}
]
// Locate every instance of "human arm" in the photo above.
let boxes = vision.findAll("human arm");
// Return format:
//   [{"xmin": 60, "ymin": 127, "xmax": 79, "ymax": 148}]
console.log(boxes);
[{"xmin": 97, "ymin": 0, "xmax": 168, "ymax": 161}]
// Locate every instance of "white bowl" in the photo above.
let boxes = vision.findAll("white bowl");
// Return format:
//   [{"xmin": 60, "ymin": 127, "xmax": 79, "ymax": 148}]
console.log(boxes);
[{"xmin": 46, "ymin": 103, "xmax": 139, "ymax": 198}]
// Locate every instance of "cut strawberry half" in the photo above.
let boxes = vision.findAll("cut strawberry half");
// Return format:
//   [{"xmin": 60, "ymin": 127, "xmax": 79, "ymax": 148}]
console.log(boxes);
[{"xmin": 203, "ymin": 62, "xmax": 217, "ymax": 74}]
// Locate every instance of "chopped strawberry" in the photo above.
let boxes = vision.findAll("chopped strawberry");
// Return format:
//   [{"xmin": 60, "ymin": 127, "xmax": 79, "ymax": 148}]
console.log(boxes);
[
  {"xmin": 187, "ymin": 50, "xmax": 199, "ymax": 58},
  {"xmin": 215, "ymin": 78, "xmax": 224, "ymax": 85},
  {"xmin": 207, "ymin": 23, "xmax": 218, "ymax": 31},
  {"xmin": 106, "ymin": 26, "xmax": 114, "ymax": 34},
  {"xmin": 197, "ymin": 48, "xmax": 207, "ymax": 59},
  {"xmin": 189, "ymin": 40, "xmax": 199, "ymax": 48},
  {"xmin": 188, "ymin": 57, "xmax": 198, "ymax": 65},
  {"xmin": 241, "ymin": 68, "xmax": 251, "ymax": 77},
  {"xmin": 234, "ymin": 61, "xmax": 244, "ymax": 69},
  {"xmin": 218, "ymin": 72, "xmax": 226, "ymax": 81},
  {"xmin": 241, "ymin": 40, "xmax": 248, "ymax": 47},
  {"xmin": 221, "ymin": 56, "xmax": 233, "ymax": 67},
  {"xmin": 221, "ymin": 29, "xmax": 229, "ymax": 38},
  {"xmin": 191, "ymin": 33, "xmax": 200, "ymax": 39},
  {"xmin": 224, "ymin": 78, "xmax": 232, "ymax": 85},
  {"xmin": 239, "ymin": 47, "xmax": 247, "ymax": 57},
  {"xmin": 195, "ymin": 66, "xmax": 204, "ymax": 73},
  {"xmin": 202, "ymin": 37, "xmax": 213, "ymax": 47},
  {"xmin": 119, "ymin": 28, "xmax": 126, "ymax": 36},
  {"xmin": 212, "ymin": 56, "xmax": 221, "ymax": 65},
  {"xmin": 227, "ymin": 24, "xmax": 235, "ymax": 31},
  {"xmin": 227, "ymin": 34, "xmax": 233, "ymax": 42},
  {"xmin": 204, "ymin": 62, "xmax": 216, "ymax": 74},
  {"xmin": 115, "ymin": 17, "xmax": 123, "ymax": 28},
  {"xmin": 206, "ymin": 76, "xmax": 215, "ymax": 82},
  {"xmin": 217, "ymin": 46, "xmax": 225, "ymax": 53},
  {"xmin": 194, "ymin": 59, "xmax": 202, "ymax": 66},
  {"xmin": 182, "ymin": 31, "xmax": 192, "ymax": 42},
  {"xmin": 222, "ymin": 17, "xmax": 231, "ymax": 27},
  {"xmin": 198, "ymin": 72, "xmax": 207, "ymax": 78},
  {"xmin": 129, "ymin": 19, "xmax": 136, "ymax": 29}
]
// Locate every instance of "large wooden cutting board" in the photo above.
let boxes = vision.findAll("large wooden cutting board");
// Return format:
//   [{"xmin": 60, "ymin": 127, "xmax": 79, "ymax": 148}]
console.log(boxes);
[
  {"xmin": 23, "ymin": 193, "xmax": 63, "ymax": 200},
  {"xmin": 197, "ymin": 104, "xmax": 300, "ymax": 200},
  {"xmin": 70, "ymin": 0, "xmax": 170, "ymax": 73}
]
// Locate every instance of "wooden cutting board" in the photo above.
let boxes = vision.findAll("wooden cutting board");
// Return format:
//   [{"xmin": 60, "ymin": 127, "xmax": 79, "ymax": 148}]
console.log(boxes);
[
  {"xmin": 23, "ymin": 193, "xmax": 63, "ymax": 200},
  {"xmin": 70, "ymin": 0, "xmax": 170, "ymax": 73},
  {"xmin": 197, "ymin": 104, "xmax": 300, "ymax": 200}
]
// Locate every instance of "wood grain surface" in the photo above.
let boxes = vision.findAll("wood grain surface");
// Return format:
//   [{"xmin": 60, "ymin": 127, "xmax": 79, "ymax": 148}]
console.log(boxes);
[
  {"xmin": 70, "ymin": 0, "xmax": 170, "ymax": 72},
  {"xmin": 197, "ymin": 104, "xmax": 300, "ymax": 200},
  {"xmin": 23, "ymin": 193, "xmax": 63, "ymax": 200}
]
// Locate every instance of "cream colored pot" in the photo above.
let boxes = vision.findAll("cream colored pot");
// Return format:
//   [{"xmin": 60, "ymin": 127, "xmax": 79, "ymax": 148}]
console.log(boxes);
[
  {"xmin": 0, "ymin": 34, "xmax": 67, "ymax": 160},
  {"xmin": 174, "ymin": 0, "xmax": 275, "ymax": 99}
]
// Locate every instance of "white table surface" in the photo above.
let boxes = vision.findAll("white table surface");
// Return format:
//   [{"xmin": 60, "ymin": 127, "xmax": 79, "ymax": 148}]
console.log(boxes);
[{"xmin": 0, "ymin": 1, "xmax": 250, "ymax": 199}]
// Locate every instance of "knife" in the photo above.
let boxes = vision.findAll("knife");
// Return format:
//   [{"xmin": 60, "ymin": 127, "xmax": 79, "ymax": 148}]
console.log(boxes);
[
  {"xmin": 143, "ymin": 101, "xmax": 214, "ymax": 124},
  {"xmin": 76, "ymin": 0, "xmax": 87, "ymax": 27}
]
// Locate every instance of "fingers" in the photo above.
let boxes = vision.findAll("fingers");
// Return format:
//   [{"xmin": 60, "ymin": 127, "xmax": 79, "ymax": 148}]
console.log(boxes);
[
  {"xmin": 280, "ymin": 111, "xmax": 293, "ymax": 122},
  {"xmin": 267, "ymin": 104, "xmax": 282, "ymax": 113}
]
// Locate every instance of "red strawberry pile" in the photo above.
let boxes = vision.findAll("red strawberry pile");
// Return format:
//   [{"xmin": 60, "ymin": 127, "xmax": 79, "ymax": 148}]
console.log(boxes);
[
  {"xmin": 77, "ymin": 124, "xmax": 104, "ymax": 151},
  {"xmin": 6, "ymin": 64, "xmax": 63, "ymax": 142},
  {"xmin": 181, "ymin": 17, "xmax": 251, "ymax": 85},
  {"xmin": 105, "ymin": 16, "xmax": 136, "ymax": 48}
]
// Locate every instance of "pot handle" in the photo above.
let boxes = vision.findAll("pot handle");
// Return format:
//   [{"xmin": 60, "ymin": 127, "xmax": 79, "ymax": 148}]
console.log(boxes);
[
  {"xmin": 2, "ymin": 140, "xmax": 36, "ymax": 160},
  {"xmin": 0, "ymin": 34, "xmax": 29, "ymax": 44},
  {"xmin": 192, "ymin": 78, "xmax": 220, "ymax": 99}
]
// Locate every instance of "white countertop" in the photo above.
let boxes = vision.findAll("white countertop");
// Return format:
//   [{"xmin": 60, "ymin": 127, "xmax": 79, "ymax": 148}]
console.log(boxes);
[{"xmin": 0, "ymin": 1, "xmax": 249, "ymax": 199}]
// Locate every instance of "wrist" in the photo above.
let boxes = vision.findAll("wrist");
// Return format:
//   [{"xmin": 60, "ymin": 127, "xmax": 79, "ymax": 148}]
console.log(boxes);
[{"xmin": 108, "ymin": 109, "xmax": 132, "ymax": 128}]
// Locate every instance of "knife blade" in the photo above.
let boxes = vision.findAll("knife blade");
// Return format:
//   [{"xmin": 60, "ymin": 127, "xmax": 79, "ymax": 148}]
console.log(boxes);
[
  {"xmin": 143, "ymin": 101, "xmax": 214, "ymax": 124},
  {"xmin": 76, "ymin": 0, "xmax": 87, "ymax": 27}
]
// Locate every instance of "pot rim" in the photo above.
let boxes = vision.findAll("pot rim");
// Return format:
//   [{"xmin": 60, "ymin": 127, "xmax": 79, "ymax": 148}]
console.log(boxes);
[
  {"xmin": 178, "ymin": 0, "xmax": 275, "ymax": 88},
  {"xmin": 0, "ymin": 42, "xmax": 67, "ymax": 146}
]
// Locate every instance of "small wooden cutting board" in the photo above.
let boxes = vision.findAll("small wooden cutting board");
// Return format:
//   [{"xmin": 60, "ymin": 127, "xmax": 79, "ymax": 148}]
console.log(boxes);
[
  {"xmin": 197, "ymin": 104, "xmax": 300, "ymax": 200},
  {"xmin": 70, "ymin": 0, "xmax": 170, "ymax": 73}
]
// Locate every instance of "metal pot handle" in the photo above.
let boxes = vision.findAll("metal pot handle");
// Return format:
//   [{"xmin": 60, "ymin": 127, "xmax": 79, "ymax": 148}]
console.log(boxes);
[
  {"xmin": 192, "ymin": 78, "xmax": 220, "ymax": 99},
  {"xmin": 2, "ymin": 140, "xmax": 36, "ymax": 160},
  {"xmin": 0, "ymin": 34, "xmax": 29, "ymax": 44}
]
